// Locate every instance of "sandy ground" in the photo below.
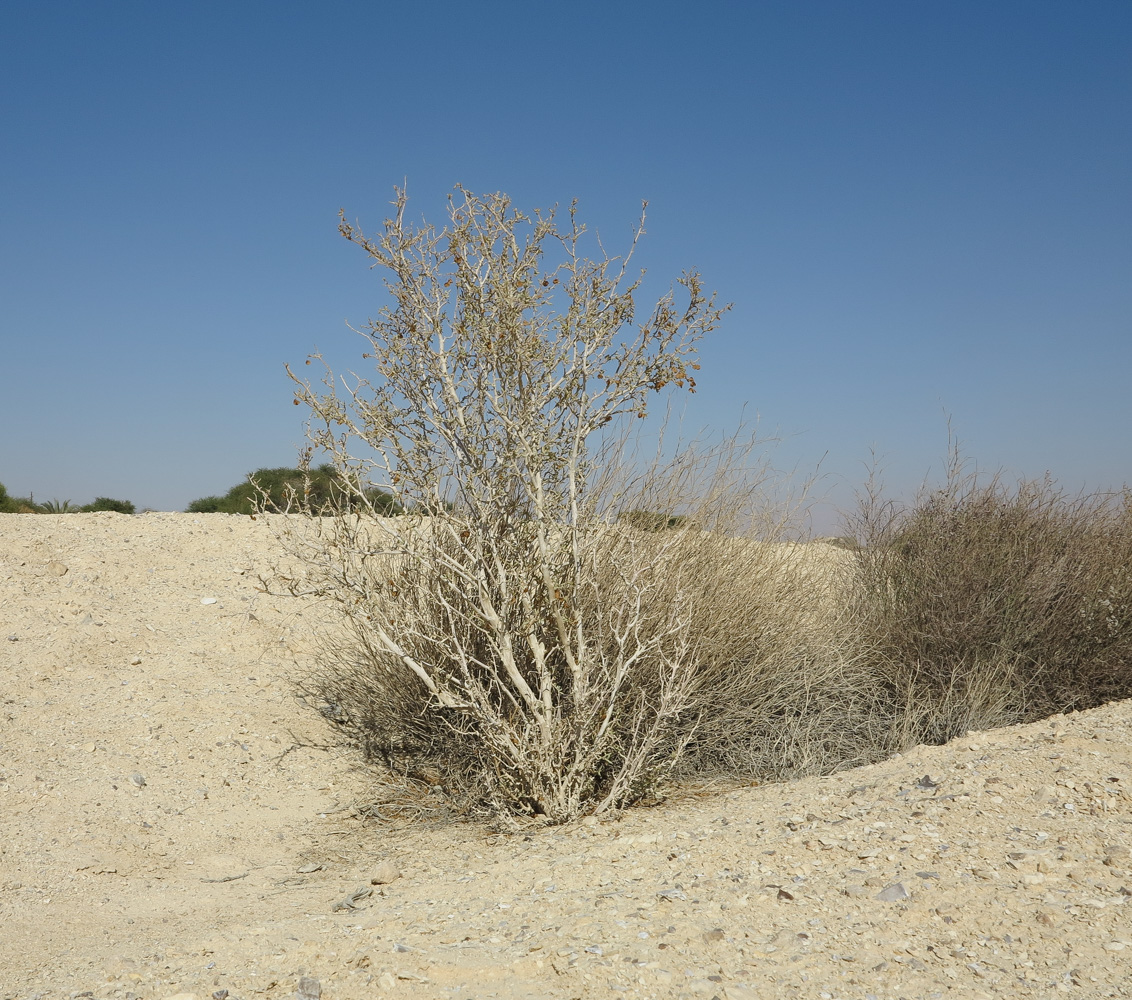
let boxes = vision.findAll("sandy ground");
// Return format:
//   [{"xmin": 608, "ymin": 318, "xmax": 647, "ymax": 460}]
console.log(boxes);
[{"xmin": 3, "ymin": 512, "xmax": 1132, "ymax": 1000}]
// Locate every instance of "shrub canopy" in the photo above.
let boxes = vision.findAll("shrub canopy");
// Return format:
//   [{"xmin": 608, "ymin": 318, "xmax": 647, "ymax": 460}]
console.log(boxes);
[{"xmin": 186, "ymin": 465, "xmax": 400, "ymax": 515}]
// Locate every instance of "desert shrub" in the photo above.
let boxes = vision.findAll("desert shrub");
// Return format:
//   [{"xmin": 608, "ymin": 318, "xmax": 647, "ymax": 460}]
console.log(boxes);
[
  {"xmin": 278, "ymin": 188, "xmax": 907, "ymax": 821},
  {"xmin": 186, "ymin": 465, "xmax": 399, "ymax": 515},
  {"xmin": 80, "ymin": 497, "xmax": 136, "ymax": 514},
  {"xmin": 37, "ymin": 498, "xmax": 78, "ymax": 513},
  {"xmin": 850, "ymin": 457, "xmax": 1132, "ymax": 746},
  {"xmin": 0, "ymin": 483, "xmax": 20, "ymax": 513},
  {"xmin": 279, "ymin": 186, "xmax": 791, "ymax": 821},
  {"xmin": 185, "ymin": 495, "xmax": 225, "ymax": 513},
  {"xmin": 0, "ymin": 484, "xmax": 40, "ymax": 513},
  {"xmin": 617, "ymin": 509, "xmax": 689, "ymax": 531},
  {"xmin": 0, "ymin": 485, "xmax": 136, "ymax": 515}
]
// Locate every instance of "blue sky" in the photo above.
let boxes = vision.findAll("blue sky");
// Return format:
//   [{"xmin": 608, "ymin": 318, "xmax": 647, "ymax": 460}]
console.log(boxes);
[{"xmin": 2, "ymin": 2, "xmax": 1129, "ymax": 526}]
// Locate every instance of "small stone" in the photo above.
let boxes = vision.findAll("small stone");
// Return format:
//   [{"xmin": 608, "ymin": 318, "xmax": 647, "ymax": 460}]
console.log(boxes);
[
  {"xmin": 377, "ymin": 973, "xmax": 396, "ymax": 990},
  {"xmin": 295, "ymin": 977, "xmax": 321, "ymax": 1000},
  {"xmin": 200, "ymin": 597, "xmax": 218, "ymax": 605},
  {"xmin": 130, "ymin": 657, "xmax": 142, "ymax": 665},
  {"xmin": 370, "ymin": 860, "xmax": 401, "ymax": 885},
  {"xmin": 1103, "ymin": 845, "xmax": 1131, "ymax": 869},
  {"xmin": 874, "ymin": 882, "xmax": 909, "ymax": 901},
  {"xmin": 297, "ymin": 863, "xmax": 323, "ymax": 874},
  {"xmin": 128, "ymin": 773, "xmax": 146, "ymax": 788},
  {"xmin": 1103, "ymin": 941, "xmax": 1126, "ymax": 952},
  {"xmin": 47, "ymin": 561, "xmax": 68, "ymax": 577},
  {"xmin": 6, "ymin": 635, "xmax": 17, "ymax": 642},
  {"xmin": 82, "ymin": 742, "xmax": 96, "ymax": 753}
]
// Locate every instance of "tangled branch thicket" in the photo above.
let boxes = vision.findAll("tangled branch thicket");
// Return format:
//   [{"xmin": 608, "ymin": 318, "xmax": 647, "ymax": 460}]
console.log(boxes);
[
  {"xmin": 276, "ymin": 187, "xmax": 869, "ymax": 821},
  {"xmin": 849, "ymin": 452, "xmax": 1132, "ymax": 748},
  {"xmin": 272, "ymin": 187, "xmax": 1132, "ymax": 824}
]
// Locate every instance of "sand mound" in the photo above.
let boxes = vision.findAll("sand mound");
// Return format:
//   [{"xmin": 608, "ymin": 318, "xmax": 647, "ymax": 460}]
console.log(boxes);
[{"xmin": 2, "ymin": 513, "xmax": 1131, "ymax": 999}]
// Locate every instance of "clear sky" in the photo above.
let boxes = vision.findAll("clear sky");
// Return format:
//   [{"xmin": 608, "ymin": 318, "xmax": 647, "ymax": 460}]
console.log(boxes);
[{"xmin": 2, "ymin": 1, "xmax": 1130, "ymax": 527}]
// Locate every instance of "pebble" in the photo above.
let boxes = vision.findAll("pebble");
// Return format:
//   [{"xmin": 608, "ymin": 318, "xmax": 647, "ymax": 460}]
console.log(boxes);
[
  {"xmin": 294, "ymin": 976, "xmax": 321, "ymax": 1000},
  {"xmin": 874, "ymin": 882, "xmax": 909, "ymax": 901},
  {"xmin": 200, "ymin": 597, "xmax": 218, "ymax": 605},
  {"xmin": 129, "ymin": 773, "xmax": 147, "ymax": 788},
  {"xmin": 1103, "ymin": 844, "xmax": 1130, "ymax": 868},
  {"xmin": 47, "ymin": 561, "xmax": 68, "ymax": 577},
  {"xmin": 370, "ymin": 860, "xmax": 401, "ymax": 885}
]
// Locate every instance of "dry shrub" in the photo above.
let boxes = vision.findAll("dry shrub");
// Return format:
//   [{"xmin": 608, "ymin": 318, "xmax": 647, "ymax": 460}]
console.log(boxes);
[
  {"xmin": 850, "ymin": 454, "xmax": 1132, "ymax": 746},
  {"xmin": 670, "ymin": 536, "xmax": 885, "ymax": 780},
  {"xmin": 275, "ymin": 185, "xmax": 902, "ymax": 820},
  {"xmin": 278, "ymin": 186, "xmax": 1132, "ymax": 819},
  {"xmin": 273, "ymin": 431, "xmax": 866, "ymax": 820},
  {"xmin": 600, "ymin": 440, "xmax": 883, "ymax": 781},
  {"xmin": 281, "ymin": 186, "xmax": 734, "ymax": 821}
]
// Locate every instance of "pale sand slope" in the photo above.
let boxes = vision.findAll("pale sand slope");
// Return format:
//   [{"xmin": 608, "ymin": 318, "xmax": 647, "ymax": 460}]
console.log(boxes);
[{"xmin": 2, "ymin": 513, "xmax": 1131, "ymax": 1000}]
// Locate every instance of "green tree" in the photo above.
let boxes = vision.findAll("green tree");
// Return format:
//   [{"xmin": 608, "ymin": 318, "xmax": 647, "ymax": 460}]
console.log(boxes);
[
  {"xmin": 80, "ymin": 497, "xmax": 136, "ymax": 514},
  {"xmin": 186, "ymin": 465, "xmax": 399, "ymax": 515}
]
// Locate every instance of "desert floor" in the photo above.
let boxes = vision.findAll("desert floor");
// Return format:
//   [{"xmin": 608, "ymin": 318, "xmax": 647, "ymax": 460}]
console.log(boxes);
[{"xmin": 2, "ymin": 513, "xmax": 1131, "ymax": 1000}]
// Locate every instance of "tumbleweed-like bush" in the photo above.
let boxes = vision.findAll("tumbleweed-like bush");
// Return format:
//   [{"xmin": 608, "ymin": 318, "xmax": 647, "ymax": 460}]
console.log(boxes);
[
  {"xmin": 850, "ymin": 454, "xmax": 1132, "ymax": 747},
  {"xmin": 277, "ymin": 187, "xmax": 873, "ymax": 821}
]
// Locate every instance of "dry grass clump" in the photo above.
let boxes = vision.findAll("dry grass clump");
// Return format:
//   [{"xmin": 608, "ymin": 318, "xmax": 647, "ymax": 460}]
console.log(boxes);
[{"xmin": 850, "ymin": 463, "xmax": 1132, "ymax": 748}]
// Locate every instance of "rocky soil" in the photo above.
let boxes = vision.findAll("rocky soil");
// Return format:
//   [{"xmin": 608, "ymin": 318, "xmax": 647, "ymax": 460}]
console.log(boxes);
[{"xmin": 2, "ymin": 513, "xmax": 1132, "ymax": 1000}]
